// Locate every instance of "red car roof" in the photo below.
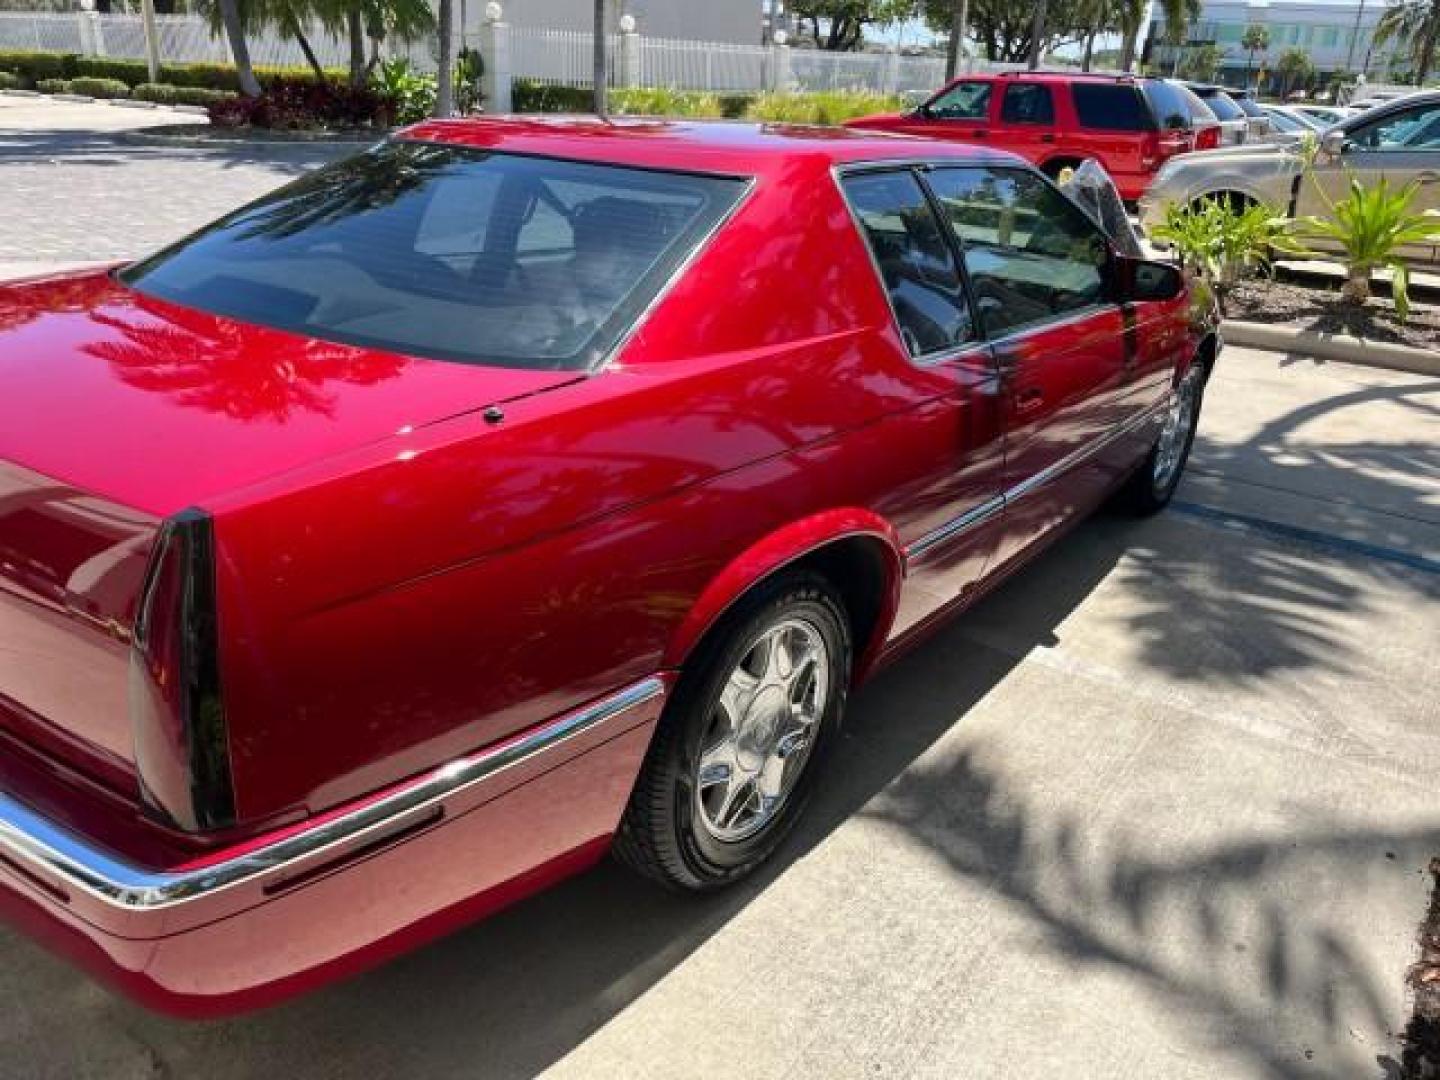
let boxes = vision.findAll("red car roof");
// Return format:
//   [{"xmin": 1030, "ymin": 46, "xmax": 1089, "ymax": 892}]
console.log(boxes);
[{"xmin": 399, "ymin": 116, "xmax": 1024, "ymax": 176}]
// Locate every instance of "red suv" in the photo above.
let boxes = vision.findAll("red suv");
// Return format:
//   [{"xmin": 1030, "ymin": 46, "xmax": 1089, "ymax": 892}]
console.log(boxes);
[{"xmin": 845, "ymin": 72, "xmax": 1219, "ymax": 201}]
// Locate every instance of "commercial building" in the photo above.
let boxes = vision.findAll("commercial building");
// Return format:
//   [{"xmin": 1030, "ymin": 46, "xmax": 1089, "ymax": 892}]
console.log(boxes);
[{"xmin": 1145, "ymin": 0, "xmax": 1406, "ymax": 89}]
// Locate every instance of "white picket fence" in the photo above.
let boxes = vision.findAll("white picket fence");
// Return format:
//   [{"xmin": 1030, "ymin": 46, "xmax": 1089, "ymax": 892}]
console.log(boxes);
[{"xmin": 0, "ymin": 10, "xmax": 1109, "ymax": 98}]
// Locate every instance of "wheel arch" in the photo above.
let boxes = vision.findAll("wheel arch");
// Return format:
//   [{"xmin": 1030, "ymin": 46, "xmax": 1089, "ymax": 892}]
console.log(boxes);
[{"xmin": 662, "ymin": 510, "xmax": 904, "ymax": 688}]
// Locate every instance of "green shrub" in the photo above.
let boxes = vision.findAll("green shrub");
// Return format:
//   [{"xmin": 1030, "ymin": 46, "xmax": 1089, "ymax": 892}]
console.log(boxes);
[
  {"xmin": 512, "ymin": 80, "xmax": 593, "ymax": 112},
  {"xmin": 743, "ymin": 91, "xmax": 903, "ymax": 125},
  {"xmin": 0, "ymin": 49, "xmax": 69, "ymax": 82},
  {"xmin": 70, "ymin": 56, "xmax": 150, "ymax": 87},
  {"xmin": 68, "ymin": 76, "xmax": 131, "ymax": 99},
  {"xmin": 609, "ymin": 87, "xmax": 725, "ymax": 117},
  {"xmin": 36, "ymin": 78, "xmax": 72, "ymax": 95},
  {"xmin": 132, "ymin": 82, "xmax": 235, "ymax": 106},
  {"xmin": 0, "ymin": 71, "xmax": 24, "ymax": 91},
  {"xmin": 717, "ymin": 93, "xmax": 753, "ymax": 118},
  {"xmin": 371, "ymin": 57, "xmax": 435, "ymax": 124}
]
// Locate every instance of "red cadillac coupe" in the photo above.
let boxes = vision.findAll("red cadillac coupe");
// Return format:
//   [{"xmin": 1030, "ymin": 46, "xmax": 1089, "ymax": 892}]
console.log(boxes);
[{"xmin": 0, "ymin": 119, "xmax": 1217, "ymax": 1016}]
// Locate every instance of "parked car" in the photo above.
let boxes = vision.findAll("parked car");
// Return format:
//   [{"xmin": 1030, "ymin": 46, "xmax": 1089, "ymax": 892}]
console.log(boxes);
[
  {"xmin": 1261, "ymin": 104, "xmax": 1329, "ymax": 135},
  {"xmin": 1181, "ymin": 84, "xmax": 1254, "ymax": 145},
  {"xmin": 844, "ymin": 71, "xmax": 1214, "ymax": 200},
  {"xmin": 1170, "ymin": 81, "xmax": 1225, "ymax": 151},
  {"xmin": 0, "ymin": 120, "xmax": 1217, "ymax": 1017},
  {"xmin": 1139, "ymin": 91, "xmax": 1440, "ymax": 267},
  {"xmin": 1293, "ymin": 103, "xmax": 1361, "ymax": 126},
  {"xmin": 1228, "ymin": 91, "xmax": 1275, "ymax": 140}
]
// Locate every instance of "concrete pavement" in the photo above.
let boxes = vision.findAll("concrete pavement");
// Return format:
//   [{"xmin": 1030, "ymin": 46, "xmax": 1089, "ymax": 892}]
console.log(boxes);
[
  {"xmin": 0, "ymin": 95, "xmax": 345, "ymax": 278},
  {"xmin": 0, "ymin": 348, "xmax": 1435, "ymax": 1079}
]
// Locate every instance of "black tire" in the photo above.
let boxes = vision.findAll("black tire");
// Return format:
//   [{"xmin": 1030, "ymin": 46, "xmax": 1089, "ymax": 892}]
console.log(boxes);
[
  {"xmin": 1123, "ymin": 364, "xmax": 1206, "ymax": 515},
  {"xmin": 613, "ymin": 571, "xmax": 851, "ymax": 892}
]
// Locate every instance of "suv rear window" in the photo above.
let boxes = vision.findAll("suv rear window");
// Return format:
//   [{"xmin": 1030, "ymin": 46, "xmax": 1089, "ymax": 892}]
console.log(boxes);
[
  {"xmin": 1072, "ymin": 83, "xmax": 1155, "ymax": 132},
  {"xmin": 1142, "ymin": 81, "xmax": 1194, "ymax": 130},
  {"xmin": 120, "ymin": 142, "xmax": 745, "ymax": 371}
]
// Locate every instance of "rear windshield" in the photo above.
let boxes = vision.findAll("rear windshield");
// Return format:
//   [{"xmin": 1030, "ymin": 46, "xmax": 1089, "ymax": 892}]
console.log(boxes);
[
  {"xmin": 1192, "ymin": 87, "xmax": 1246, "ymax": 120},
  {"xmin": 1141, "ymin": 81, "xmax": 1194, "ymax": 131},
  {"xmin": 120, "ymin": 142, "xmax": 746, "ymax": 371},
  {"xmin": 1072, "ymin": 83, "xmax": 1155, "ymax": 132}
]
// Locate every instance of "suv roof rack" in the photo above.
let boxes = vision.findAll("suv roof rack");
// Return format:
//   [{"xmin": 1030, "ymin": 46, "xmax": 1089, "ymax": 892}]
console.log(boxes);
[{"xmin": 994, "ymin": 69, "xmax": 1136, "ymax": 82}]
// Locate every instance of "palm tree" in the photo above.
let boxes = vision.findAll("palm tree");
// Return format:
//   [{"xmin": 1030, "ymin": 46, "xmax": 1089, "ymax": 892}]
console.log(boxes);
[
  {"xmin": 593, "ymin": 0, "xmax": 607, "ymax": 114},
  {"xmin": 1241, "ymin": 23, "xmax": 1269, "ymax": 90},
  {"xmin": 1375, "ymin": 0, "xmax": 1440, "ymax": 86},
  {"xmin": 1080, "ymin": 0, "xmax": 1111, "ymax": 70},
  {"xmin": 1276, "ymin": 46, "xmax": 1313, "ymax": 97},
  {"xmin": 215, "ymin": 0, "xmax": 261, "ymax": 96},
  {"xmin": 1116, "ymin": 0, "xmax": 1148, "ymax": 71},
  {"xmin": 434, "ymin": 0, "xmax": 454, "ymax": 115},
  {"xmin": 1159, "ymin": 0, "xmax": 1202, "ymax": 77}
]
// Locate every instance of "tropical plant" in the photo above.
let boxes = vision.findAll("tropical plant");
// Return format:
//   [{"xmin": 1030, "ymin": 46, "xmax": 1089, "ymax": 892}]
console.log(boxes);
[
  {"xmin": 1241, "ymin": 23, "xmax": 1269, "ymax": 88},
  {"xmin": 1294, "ymin": 176, "xmax": 1440, "ymax": 318},
  {"xmin": 1275, "ymin": 46, "xmax": 1313, "ymax": 97},
  {"xmin": 372, "ymin": 56, "xmax": 434, "ymax": 123},
  {"xmin": 1178, "ymin": 41, "xmax": 1222, "ymax": 81},
  {"xmin": 923, "ymin": 0, "xmax": 1093, "ymax": 63},
  {"xmin": 1150, "ymin": 198, "xmax": 1309, "ymax": 315},
  {"xmin": 1375, "ymin": 0, "xmax": 1440, "ymax": 87}
]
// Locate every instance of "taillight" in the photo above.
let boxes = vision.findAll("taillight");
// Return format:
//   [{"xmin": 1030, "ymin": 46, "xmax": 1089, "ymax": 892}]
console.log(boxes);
[
  {"xmin": 130, "ymin": 508, "xmax": 236, "ymax": 832},
  {"xmin": 1144, "ymin": 131, "xmax": 1189, "ymax": 170},
  {"xmin": 1196, "ymin": 125, "xmax": 1221, "ymax": 151}
]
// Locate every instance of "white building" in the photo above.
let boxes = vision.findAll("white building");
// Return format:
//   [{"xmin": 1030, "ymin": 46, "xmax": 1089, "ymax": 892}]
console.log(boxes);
[
  {"xmin": 500, "ymin": 0, "xmax": 762, "ymax": 46},
  {"xmin": 1146, "ymin": 0, "xmax": 1406, "ymax": 86}
]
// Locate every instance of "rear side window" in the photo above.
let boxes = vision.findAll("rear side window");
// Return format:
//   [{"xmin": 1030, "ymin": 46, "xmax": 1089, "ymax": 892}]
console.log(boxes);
[
  {"xmin": 1196, "ymin": 88, "xmax": 1245, "ymax": 120},
  {"xmin": 841, "ymin": 170, "xmax": 976, "ymax": 357},
  {"xmin": 1001, "ymin": 83, "xmax": 1055, "ymax": 125},
  {"xmin": 121, "ymin": 143, "xmax": 745, "ymax": 371},
  {"xmin": 927, "ymin": 80, "xmax": 992, "ymax": 120},
  {"xmin": 1141, "ymin": 81, "xmax": 1192, "ymax": 131},
  {"xmin": 1072, "ymin": 84, "xmax": 1155, "ymax": 132},
  {"xmin": 925, "ymin": 167, "xmax": 1109, "ymax": 337}
]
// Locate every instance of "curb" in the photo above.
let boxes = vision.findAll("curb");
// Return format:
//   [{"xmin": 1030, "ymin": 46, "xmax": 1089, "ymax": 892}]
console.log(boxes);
[
  {"xmin": 1221, "ymin": 319, "xmax": 1440, "ymax": 377},
  {"xmin": 118, "ymin": 126, "xmax": 382, "ymax": 149}
]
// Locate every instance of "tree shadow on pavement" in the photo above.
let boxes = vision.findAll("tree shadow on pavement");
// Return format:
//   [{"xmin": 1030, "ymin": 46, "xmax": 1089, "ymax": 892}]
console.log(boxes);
[{"xmin": 0, "ymin": 128, "xmax": 344, "ymax": 174}]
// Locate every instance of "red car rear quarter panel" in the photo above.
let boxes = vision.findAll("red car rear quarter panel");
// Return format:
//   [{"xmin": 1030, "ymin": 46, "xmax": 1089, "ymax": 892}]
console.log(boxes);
[{"xmin": 208, "ymin": 158, "xmax": 953, "ymax": 822}]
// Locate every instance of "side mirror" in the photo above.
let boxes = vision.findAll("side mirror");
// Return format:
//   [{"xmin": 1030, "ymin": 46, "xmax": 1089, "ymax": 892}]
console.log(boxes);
[
  {"xmin": 1321, "ymin": 129, "xmax": 1347, "ymax": 157},
  {"xmin": 1119, "ymin": 258, "xmax": 1185, "ymax": 302}
]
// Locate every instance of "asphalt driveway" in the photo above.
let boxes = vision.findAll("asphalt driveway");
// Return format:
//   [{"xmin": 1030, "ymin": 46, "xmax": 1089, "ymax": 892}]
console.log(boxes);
[{"xmin": 0, "ymin": 346, "xmax": 1435, "ymax": 1079}]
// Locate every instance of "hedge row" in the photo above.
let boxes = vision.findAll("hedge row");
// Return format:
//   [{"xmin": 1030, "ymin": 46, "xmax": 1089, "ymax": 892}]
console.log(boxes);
[
  {"xmin": 0, "ymin": 49, "xmax": 339, "ymax": 92},
  {"xmin": 133, "ymin": 82, "xmax": 233, "ymax": 106},
  {"xmin": 0, "ymin": 70, "xmax": 21, "ymax": 90},
  {"xmin": 508, "ymin": 80, "xmax": 899, "ymax": 124},
  {"xmin": 512, "ymin": 80, "xmax": 754, "ymax": 118}
]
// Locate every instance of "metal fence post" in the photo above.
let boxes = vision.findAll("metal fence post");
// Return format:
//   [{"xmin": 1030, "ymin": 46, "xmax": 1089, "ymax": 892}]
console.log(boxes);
[
  {"xmin": 618, "ymin": 18, "xmax": 640, "ymax": 88},
  {"xmin": 76, "ymin": 10, "xmax": 104, "ymax": 57},
  {"xmin": 883, "ymin": 45, "xmax": 899, "ymax": 95},
  {"xmin": 480, "ymin": 3, "xmax": 511, "ymax": 113},
  {"xmin": 768, "ymin": 34, "xmax": 792, "ymax": 92}
]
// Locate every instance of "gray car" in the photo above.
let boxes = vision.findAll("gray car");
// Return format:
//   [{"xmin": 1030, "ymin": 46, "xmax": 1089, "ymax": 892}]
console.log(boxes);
[{"xmin": 1139, "ymin": 91, "xmax": 1440, "ymax": 268}]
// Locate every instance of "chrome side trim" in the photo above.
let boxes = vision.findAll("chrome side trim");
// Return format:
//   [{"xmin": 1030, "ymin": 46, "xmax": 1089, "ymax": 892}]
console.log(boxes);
[
  {"xmin": 0, "ymin": 677, "xmax": 665, "ymax": 913},
  {"xmin": 904, "ymin": 397, "xmax": 1169, "ymax": 566},
  {"xmin": 906, "ymin": 495, "xmax": 1005, "ymax": 563}
]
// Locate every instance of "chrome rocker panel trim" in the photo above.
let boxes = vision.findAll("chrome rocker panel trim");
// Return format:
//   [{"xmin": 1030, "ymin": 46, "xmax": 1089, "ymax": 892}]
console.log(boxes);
[
  {"xmin": 0, "ymin": 677, "xmax": 665, "ymax": 913},
  {"xmin": 906, "ymin": 395, "xmax": 1170, "ymax": 566}
]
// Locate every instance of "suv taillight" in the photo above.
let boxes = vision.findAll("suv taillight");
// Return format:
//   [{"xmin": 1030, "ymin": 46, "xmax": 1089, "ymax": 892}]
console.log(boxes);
[
  {"xmin": 130, "ymin": 508, "xmax": 236, "ymax": 832},
  {"xmin": 1143, "ymin": 131, "xmax": 1190, "ymax": 170},
  {"xmin": 1195, "ymin": 125, "xmax": 1221, "ymax": 151}
]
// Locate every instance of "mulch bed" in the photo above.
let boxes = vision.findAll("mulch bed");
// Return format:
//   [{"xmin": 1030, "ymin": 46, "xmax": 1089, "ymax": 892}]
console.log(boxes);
[
  {"xmin": 1400, "ymin": 859, "xmax": 1440, "ymax": 1078},
  {"xmin": 1227, "ymin": 275, "xmax": 1440, "ymax": 351}
]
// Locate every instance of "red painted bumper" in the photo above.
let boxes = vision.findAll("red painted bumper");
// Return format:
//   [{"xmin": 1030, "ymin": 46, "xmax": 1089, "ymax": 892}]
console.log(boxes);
[{"xmin": 0, "ymin": 678, "xmax": 665, "ymax": 1017}]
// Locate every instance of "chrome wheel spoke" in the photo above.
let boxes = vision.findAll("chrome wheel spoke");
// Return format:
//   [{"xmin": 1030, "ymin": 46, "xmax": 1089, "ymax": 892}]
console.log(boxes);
[{"xmin": 693, "ymin": 615, "xmax": 831, "ymax": 844}]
